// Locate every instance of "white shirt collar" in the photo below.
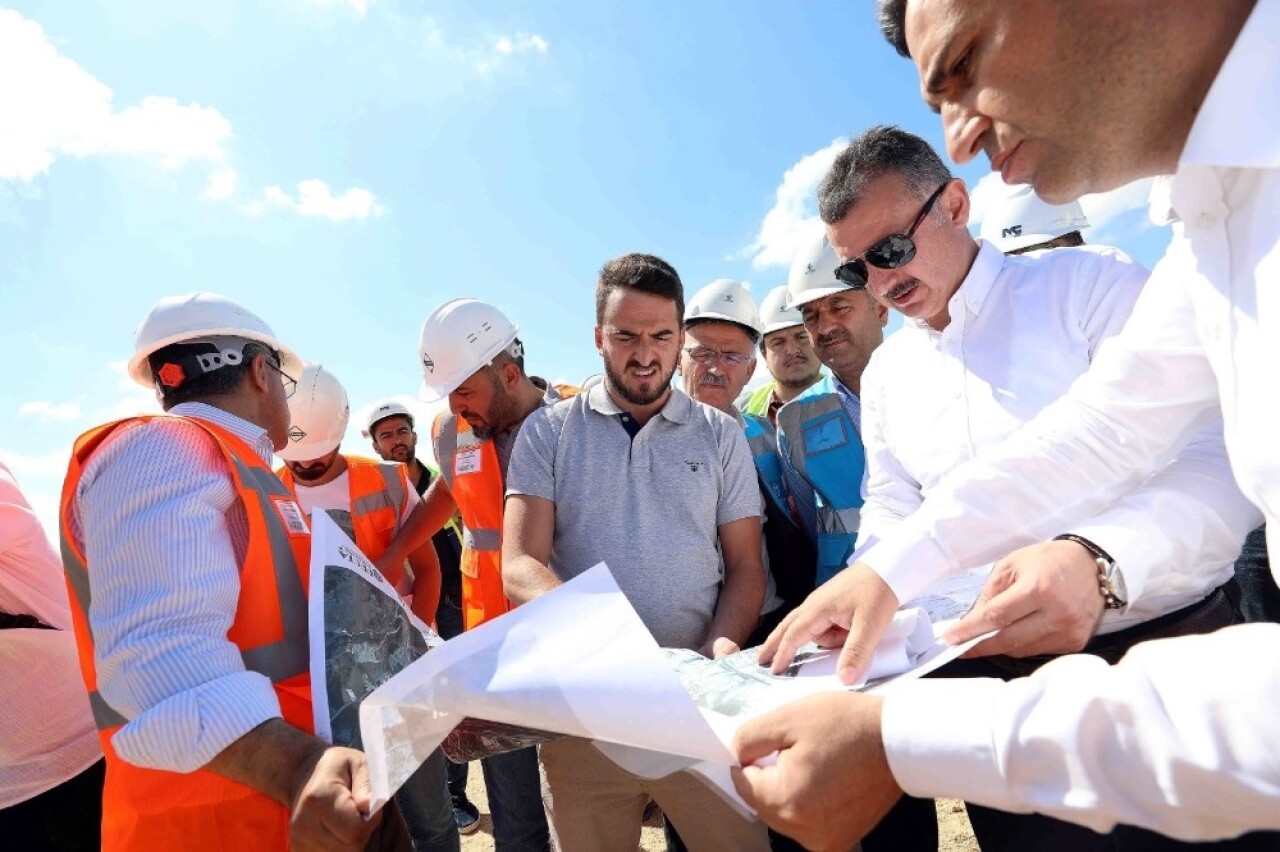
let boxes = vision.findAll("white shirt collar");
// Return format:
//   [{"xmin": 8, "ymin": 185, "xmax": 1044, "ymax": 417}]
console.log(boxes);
[{"xmin": 168, "ymin": 402, "xmax": 276, "ymax": 465}]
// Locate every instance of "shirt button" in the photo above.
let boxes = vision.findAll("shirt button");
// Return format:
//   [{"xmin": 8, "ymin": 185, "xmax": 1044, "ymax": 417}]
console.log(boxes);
[{"xmin": 1195, "ymin": 211, "xmax": 1219, "ymax": 229}]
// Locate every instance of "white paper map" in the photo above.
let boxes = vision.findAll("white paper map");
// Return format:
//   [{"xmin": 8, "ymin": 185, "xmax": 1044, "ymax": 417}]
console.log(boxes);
[{"xmin": 356, "ymin": 558, "xmax": 994, "ymax": 817}]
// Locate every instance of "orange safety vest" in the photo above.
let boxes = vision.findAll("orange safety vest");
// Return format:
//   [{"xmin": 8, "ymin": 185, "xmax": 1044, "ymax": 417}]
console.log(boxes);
[
  {"xmin": 278, "ymin": 456, "xmax": 410, "ymax": 570},
  {"xmin": 433, "ymin": 412, "xmax": 509, "ymax": 630},
  {"xmin": 60, "ymin": 415, "xmax": 313, "ymax": 852},
  {"xmin": 433, "ymin": 387, "xmax": 576, "ymax": 631}
]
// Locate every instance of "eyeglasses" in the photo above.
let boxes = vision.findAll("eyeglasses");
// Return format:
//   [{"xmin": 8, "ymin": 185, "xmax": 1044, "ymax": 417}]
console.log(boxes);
[
  {"xmin": 833, "ymin": 181, "xmax": 950, "ymax": 288},
  {"xmin": 266, "ymin": 358, "xmax": 298, "ymax": 398},
  {"xmin": 684, "ymin": 347, "xmax": 754, "ymax": 367}
]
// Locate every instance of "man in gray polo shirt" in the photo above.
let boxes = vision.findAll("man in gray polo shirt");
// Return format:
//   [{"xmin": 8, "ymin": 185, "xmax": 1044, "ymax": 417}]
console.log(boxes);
[{"xmin": 502, "ymin": 252, "xmax": 770, "ymax": 852}]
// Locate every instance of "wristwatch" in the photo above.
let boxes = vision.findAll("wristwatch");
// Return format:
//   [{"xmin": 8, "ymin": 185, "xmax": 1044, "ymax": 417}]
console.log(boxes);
[{"xmin": 1054, "ymin": 534, "xmax": 1128, "ymax": 610}]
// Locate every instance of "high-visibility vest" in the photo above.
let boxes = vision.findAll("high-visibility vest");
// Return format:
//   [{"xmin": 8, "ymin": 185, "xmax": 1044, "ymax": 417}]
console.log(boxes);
[
  {"xmin": 60, "ymin": 415, "xmax": 312, "ymax": 852},
  {"xmin": 775, "ymin": 375, "xmax": 866, "ymax": 585},
  {"xmin": 278, "ymin": 456, "xmax": 410, "ymax": 569},
  {"xmin": 742, "ymin": 412, "xmax": 818, "ymax": 611},
  {"xmin": 432, "ymin": 412, "xmax": 510, "ymax": 631}
]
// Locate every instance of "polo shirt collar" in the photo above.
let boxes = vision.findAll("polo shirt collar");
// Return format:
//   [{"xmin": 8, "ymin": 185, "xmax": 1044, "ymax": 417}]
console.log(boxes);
[
  {"xmin": 586, "ymin": 381, "xmax": 692, "ymax": 424},
  {"xmin": 1179, "ymin": 0, "xmax": 1280, "ymax": 170}
]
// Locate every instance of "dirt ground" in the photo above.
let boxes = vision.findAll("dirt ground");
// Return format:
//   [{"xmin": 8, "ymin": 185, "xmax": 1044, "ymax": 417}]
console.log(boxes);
[{"xmin": 457, "ymin": 761, "xmax": 979, "ymax": 851}]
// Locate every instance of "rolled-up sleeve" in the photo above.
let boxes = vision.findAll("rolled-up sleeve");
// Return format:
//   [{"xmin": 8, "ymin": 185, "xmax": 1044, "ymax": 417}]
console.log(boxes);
[{"xmin": 75, "ymin": 421, "xmax": 281, "ymax": 773}]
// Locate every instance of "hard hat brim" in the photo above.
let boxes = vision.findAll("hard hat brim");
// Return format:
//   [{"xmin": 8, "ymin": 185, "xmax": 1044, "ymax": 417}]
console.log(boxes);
[
  {"xmin": 786, "ymin": 283, "xmax": 859, "ymax": 310},
  {"xmin": 760, "ymin": 318, "xmax": 805, "ymax": 336},
  {"xmin": 684, "ymin": 314, "xmax": 762, "ymax": 342},
  {"xmin": 128, "ymin": 328, "xmax": 303, "ymax": 389},
  {"xmin": 418, "ymin": 326, "xmax": 519, "ymax": 402},
  {"xmin": 275, "ymin": 436, "xmax": 342, "ymax": 462}
]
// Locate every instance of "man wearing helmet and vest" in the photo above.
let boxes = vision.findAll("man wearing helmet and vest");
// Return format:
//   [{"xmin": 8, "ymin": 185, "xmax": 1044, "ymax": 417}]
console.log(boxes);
[
  {"xmin": 59, "ymin": 293, "xmax": 382, "ymax": 851},
  {"xmin": 681, "ymin": 278, "xmax": 817, "ymax": 626},
  {"xmin": 363, "ymin": 400, "xmax": 479, "ymax": 837},
  {"xmin": 374, "ymin": 298, "xmax": 553, "ymax": 852},
  {"xmin": 752, "ymin": 127, "xmax": 1259, "ymax": 852},
  {"xmin": 276, "ymin": 367, "xmax": 442, "ymax": 626},
  {"xmin": 775, "ymin": 231, "xmax": 889, "ymax": 587},
  {"xmin": 275, "ymin": 365, "xmax": 457, "ymax": 852},
  {"xmin": 502, "ymin": 253, "xmax": 771, "ymax": 852},
  {"xmin": 740, "ymin": 285, "xmax": 824, "ymax": 425}
]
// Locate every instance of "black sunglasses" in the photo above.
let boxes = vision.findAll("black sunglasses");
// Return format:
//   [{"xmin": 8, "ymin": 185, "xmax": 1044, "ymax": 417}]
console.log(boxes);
[{"xmin": 833, "ymin": 181, "xmax": 950, "ymax": 288}]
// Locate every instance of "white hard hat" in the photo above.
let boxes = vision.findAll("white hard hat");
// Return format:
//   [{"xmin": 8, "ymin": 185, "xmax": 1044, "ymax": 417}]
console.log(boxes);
[
  {"xmin": 363, "ymin": 399, "xmax": 415, "ymax": 438},
  {"xmin": 128, "ymin": 292, "xmax": 302, "ymax": 388},
  {"xmin": 418, "ymin": 298, "xmax": 520, "ymax": 401},
  {"xmin": 980, "ymin": 184, "xmax": 1090, "ymax": 252},
  {"xmin": 684, "ymin": 278, "xmax": 761, "ymax": 342},
  {"xmin": 786, "ymin": 233, "xmax": 855, "ymax": 310},
  {"xmin": 758, "ymin": 284, "xmax": 804, "ymax": 336},
  {"xmin": 277, "ymin": 362, "xmax": 350, "ymax": 461}
]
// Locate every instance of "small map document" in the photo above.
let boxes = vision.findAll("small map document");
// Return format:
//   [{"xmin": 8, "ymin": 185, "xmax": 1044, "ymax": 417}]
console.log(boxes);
[{"xmin": 306, "ymin": 512, "xmax": 991, "ymax": 818}]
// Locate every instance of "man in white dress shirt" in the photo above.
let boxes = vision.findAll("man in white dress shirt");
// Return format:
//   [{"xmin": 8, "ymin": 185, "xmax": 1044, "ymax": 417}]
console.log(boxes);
[
  {"xmin": 732, "ymin": 1, "xmax": 1280, "ymax": 849},
  {"xmin": 820, "ymin": 124, "xmax": 1258, "ymax": 851}
]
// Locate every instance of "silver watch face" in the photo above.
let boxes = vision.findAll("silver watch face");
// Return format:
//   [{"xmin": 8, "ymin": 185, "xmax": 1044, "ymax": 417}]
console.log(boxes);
[{"xmin": 1104, "ymin": 560, "xmax": 1128, "ymax": 607}]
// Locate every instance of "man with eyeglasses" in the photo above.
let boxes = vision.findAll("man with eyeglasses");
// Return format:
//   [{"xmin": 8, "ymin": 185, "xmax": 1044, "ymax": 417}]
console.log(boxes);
[
  {"xmin": 680, "ymin": 278, "xmax": 812, "ymax": 635},
  {"xmin": 58, "ymin": 292, "xmax": 389, "ymax": 850},
  {"xmin": 753, "ymin": 126, "xmax": 1260, "ymax": 851},
  {"xmin": 774, "ymin": 229, "xmax": 889, "ymax": 587}
]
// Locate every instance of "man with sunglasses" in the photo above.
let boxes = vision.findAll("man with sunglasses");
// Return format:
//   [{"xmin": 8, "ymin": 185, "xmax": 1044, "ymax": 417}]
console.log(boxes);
[
  {"xmin": 774, "ymin": 231, "xmax": 888, "ymax": 588},
  {"xmin": 769, "ymin": 124, "xmax": 1256, "ymax": 851},
  {"xmin": 680, "ymin": 278, "xmax": 809, "ymax": 632},
  {"xmin": 732, "ymin": 0, "xmax": 1280, "ymax": 842}
]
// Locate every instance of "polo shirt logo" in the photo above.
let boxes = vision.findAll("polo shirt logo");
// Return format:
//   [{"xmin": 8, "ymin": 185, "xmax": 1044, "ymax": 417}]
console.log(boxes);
[{"xmin": 684, "ymin": 460, "xmax": 703, "ymax": 472}]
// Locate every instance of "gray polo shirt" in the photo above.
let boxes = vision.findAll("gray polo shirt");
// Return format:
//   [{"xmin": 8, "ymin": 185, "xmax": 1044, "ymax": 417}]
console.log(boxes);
[{"xmin": 506, "ymin": 384, "xmax": 764, "ymax": 649}]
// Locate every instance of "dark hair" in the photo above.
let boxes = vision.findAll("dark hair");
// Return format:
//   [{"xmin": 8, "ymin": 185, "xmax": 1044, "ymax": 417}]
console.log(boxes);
[
  {"xmin": 817, "ymin": 125, "xmax": 953, "ymax": 224},
  {"xmin": 878, "ymin": 0, "xmax": 911, "ymax": 57},
  {"xmin": 148, "ymin": 339, "xmax": 274, "ymax": 409},
  {"xmin": 595, "ymin": 253, "xmax": 684, "ymax": 324}
]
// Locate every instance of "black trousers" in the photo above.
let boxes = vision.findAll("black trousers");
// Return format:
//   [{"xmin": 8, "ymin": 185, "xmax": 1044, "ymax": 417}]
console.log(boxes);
[{"xmin": 0, "ymin": 759, "xmax": 105, "ymax": 852}]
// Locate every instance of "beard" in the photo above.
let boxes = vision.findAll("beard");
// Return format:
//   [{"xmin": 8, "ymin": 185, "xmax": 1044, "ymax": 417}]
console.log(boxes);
[
  {"xmin": 289, "ymin": 455, "xmax": 336, "ymax": 482},
  {"xmin": 605, "ymin": 357, "xmax": 675, "ymax": 406},
  {"xmin": 466, "ymin": 383, "xmax": 520, "ymax": 441}
]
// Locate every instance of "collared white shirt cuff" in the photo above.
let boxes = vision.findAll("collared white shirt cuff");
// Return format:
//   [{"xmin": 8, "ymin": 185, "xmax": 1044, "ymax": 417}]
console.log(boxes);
[
  {"xmin": 110, "ymin": 672, "xmax": 283, "ymax": 773},
  {"xmin": 861, "ymin": 528, "xmax": 956, "ymax": 607},
  {"xmin": 882, "ymin": 677, "xmax": 1009, "ymax": 802}
]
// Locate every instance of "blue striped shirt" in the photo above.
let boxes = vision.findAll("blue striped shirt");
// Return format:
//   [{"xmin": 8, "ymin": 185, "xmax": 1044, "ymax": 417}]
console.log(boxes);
[{"xmin": 67, "ymin": 403, "xmax": 285, "ymax": 773}]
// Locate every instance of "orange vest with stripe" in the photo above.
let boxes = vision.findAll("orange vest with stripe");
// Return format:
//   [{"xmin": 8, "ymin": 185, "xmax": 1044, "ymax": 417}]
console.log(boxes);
[
  {"xmin": 277, "ymin": 456, "xmax": 410, "ymax": 571},
  {"xmin": 432, "ymin": 388, "xmax": 577, "ymax": 630},
  {"xmin": 60, "ymin": 415, "xmax": 313, "ymax": 852},
  {"xmin": 433, "ymin": 412, "xmax": 509, "ymax": 630}
]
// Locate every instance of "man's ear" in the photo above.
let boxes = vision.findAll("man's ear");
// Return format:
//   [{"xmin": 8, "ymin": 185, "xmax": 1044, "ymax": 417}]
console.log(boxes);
[{"xmin": 246, "ymin": 352, "xmax": 272, "ymax": 394}]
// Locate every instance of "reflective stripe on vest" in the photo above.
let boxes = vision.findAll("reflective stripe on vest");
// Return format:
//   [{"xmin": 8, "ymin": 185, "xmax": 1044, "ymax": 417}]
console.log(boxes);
[
  {"xmin": 463, "ymin": 527, "xmax": 502, "ymax": 552},
  {"xmin": 742, "ymin": 413, "xmax": 791, "ymax": 520}
]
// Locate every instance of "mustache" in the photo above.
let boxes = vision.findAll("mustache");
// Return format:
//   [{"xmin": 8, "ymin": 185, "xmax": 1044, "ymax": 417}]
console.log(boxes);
[
  {"xmin": 885, "ymin": 277, "xmax": 921, "ymax": 301},
  {"xmin": 816, "ymin": 331, "xmax": 851, "ymax": 347},
  {"xmin": 782, "ymin": 352, "xmax": 814, "ymax": 368},
  {"xmin": 626, "ymin": 360, "xmax": 660, "ymax": 371},
  {"xmin": 697, "ymin": 373, "xmax": 729, "ymax": 388}
]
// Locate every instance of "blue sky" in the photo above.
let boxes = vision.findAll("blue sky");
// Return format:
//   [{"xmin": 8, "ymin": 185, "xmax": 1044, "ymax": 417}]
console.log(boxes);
[{"xmin": 0, "ymin": 1, "xmax": 1170, "ymax": 534}]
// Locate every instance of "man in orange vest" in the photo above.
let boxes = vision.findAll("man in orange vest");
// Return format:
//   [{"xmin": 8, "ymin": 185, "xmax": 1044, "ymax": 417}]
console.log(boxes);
[
  {"xmin": 276, "ymin": 363, "xmax": 458, "ymax": 851},
  {"xmin": 375, "ymin": 298, "xmax": 556, "ymax": 852},
  {"xmin": 60, "ymin": 292, "xmax": 383, "ymax": 852},
  {"xmin": 276, "ymin": 363, "xmax": 443, "ymax": 627}
]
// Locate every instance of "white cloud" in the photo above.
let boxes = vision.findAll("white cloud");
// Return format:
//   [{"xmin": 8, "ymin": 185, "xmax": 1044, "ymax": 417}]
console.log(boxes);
[
  {"xmin": 246, "ymin": 179, "xmax": 386, "ymax": 221},
  {"xmin": 0, "ymin": 11, "xmax": 233, "ymax": 182},
  {"xmin": 742, "ymin": 139, "xmax": 847, "ymax": 270},
  {"xmin": 299, "ymin": 0, "xmax": 374, "ymax": 16},
  {"xmin": 967, "ymin": 172, "xmax": 1156, "ymax": 233},
  {"xmin": 18, "ymin": 400, "xmax": 82, "ymax": 422},
  {"xmin": 494, "ymin": 33, "xmax": 548, "ymax": 56},
  {"xmin": 203, "ymin": 167, "xmax": 239, "ymax": 201}
]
